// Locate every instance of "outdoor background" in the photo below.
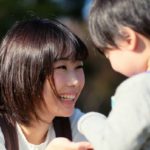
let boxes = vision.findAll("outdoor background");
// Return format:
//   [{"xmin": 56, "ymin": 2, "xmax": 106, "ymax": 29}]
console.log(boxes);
[{"xmin": 0, "ymin": 0, "xmax": 126, "ymax": 116}]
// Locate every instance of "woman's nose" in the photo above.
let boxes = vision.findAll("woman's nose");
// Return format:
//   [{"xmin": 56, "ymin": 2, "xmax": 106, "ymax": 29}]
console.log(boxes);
[{"xmin": 67, "ymin": 72, "xmax": 79, "ymax": 87}]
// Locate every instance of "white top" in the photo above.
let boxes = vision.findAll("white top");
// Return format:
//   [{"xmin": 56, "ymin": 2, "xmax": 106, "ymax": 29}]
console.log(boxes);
[
  {"xmin": 78, "ymin": 72, "xmax": 150, "ymax": 150},
  {"xmin": 0, "ymin": 108, "xmax": 87, "ymax": 150}
]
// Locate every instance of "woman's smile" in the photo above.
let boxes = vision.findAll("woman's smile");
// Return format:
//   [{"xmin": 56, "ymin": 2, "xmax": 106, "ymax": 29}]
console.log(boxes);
[{"xmin": 41, "ymin": 59, "xmax": 85, "ymax": 118}]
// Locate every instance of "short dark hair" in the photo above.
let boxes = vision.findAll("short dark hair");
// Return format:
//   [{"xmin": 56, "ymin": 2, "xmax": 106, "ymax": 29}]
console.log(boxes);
[
  {"xmin": 0, "ymin": 18, "xmax": 88, "ymax": 125},
  {"xmin": 89, "ymin": 0, "xmax": 150, "ymax": 52}
]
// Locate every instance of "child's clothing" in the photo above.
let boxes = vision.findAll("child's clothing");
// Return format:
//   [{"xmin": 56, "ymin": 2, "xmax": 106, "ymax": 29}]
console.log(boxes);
[
  {"xmin": 0, "ymin": 109, "xmax": 87, "ymax": 150},
  {"xmin": 78, "ymin": 72, "xmax": 150, "ymax": 150}
]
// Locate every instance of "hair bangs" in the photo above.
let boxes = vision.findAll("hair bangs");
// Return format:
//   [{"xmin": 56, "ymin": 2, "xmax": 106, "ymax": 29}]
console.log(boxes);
[{"xmin": 49, "ymin": 30, "xmax": 88, "ymax": 62}]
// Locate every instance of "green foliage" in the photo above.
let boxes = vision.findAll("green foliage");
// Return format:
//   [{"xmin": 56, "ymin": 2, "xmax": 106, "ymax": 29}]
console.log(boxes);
[{"xmin": 0, "ymin": 0, "xmax": 84, "ymax": 37}]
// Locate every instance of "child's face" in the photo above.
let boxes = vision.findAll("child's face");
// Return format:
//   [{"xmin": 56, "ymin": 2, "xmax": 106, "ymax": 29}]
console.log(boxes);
[
  {"xmin": 103, "ymin": 27, "xmax": 150, "ymax": 77},
  {"xmin": 40, "ymin": 59, "xmax": 85, "ymax": 121},
  {"xmin": 104, "ymin": 46, "xmax": 147, "ymax": 77}
]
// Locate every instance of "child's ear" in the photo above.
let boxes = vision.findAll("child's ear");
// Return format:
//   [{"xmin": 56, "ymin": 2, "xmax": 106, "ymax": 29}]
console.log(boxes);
[{"xmin": 117, "ymin": 27, "xmax": 137, "ymax": 51}]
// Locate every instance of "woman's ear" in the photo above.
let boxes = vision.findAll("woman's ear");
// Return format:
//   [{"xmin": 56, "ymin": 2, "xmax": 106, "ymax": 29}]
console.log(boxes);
[{"xmin": 117, "ymin": 27, "xmax": 137, "ymax": 51}]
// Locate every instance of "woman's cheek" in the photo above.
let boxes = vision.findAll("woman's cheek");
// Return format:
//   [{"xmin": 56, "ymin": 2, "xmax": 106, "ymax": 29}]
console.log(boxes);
[{"xmin": 78, "ymin": 70, "xmax": 85, "ymax": 89}]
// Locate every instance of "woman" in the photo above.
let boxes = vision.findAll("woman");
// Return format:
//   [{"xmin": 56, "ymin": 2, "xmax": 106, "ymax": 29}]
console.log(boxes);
[{"xmin": 0, "ymin": 18, "xmax": 92, "ymax": 150}]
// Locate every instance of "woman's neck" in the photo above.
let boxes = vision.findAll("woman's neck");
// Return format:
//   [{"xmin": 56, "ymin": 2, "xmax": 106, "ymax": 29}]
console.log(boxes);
[{"xmin": 19, "ymin": 120, "xmax": 51, "ymax": 145}]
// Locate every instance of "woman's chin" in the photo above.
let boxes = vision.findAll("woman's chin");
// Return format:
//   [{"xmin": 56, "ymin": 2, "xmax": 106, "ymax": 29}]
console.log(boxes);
[{"xmin": 61, "ymin": 109, "xmax": 74, "ymax": 117}]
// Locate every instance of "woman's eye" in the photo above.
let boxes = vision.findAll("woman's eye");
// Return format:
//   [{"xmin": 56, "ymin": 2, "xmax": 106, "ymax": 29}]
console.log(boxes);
[
  {"xmin": 76, "ymin": 65, "xmax": 84, "ymax": 69},
  {"xmin": 55, "ymin": 65, "xmax": 67, "ymax": 70}
]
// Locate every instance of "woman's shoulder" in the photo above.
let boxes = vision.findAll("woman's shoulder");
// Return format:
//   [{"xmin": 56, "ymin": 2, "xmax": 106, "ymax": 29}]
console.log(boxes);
[
  {"xmin": 0, "ymin": 128, "xmax": 6, "ymax": 150},
  {"xmin": 70, "ymin": 108, "xmax": 85, "ymax": 124},
  {"xmin": 69, "ymin": 108, "xmax": 88, "ymax": 142}
]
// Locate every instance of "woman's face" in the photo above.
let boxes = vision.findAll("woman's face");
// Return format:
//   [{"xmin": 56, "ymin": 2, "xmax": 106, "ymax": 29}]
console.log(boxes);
[{"xmin": 40, "ymin": 59, "xmax": 85, "ymax": 121}]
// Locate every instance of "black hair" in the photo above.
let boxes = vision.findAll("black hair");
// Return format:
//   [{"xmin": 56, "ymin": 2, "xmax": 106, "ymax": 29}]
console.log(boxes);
[
  {"xmin": 89, "ymin": 0, "xmax": 150, "ymax": 52},
  {"xmin": 0, "ymin": 18, "xmax": 88, "ymax": 125}
]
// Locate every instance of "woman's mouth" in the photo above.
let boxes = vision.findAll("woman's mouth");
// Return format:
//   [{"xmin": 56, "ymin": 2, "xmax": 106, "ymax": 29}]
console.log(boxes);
[{"xmin": 60, "ymin": 94, "xmax": 76, "ymax": 101}]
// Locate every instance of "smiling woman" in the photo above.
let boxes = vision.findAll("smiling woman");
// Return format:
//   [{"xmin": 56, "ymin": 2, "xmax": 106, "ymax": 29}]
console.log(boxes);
[
  {"xmin": 42, "ymin": 60, "xmax": 85, "ymax": 118},
  {"xmin": 0, "ymin": 17, "xmax": 91, "ymax": 150}
]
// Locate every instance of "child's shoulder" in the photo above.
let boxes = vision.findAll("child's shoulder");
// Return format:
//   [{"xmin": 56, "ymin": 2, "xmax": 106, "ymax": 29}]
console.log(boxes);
[
  {"xmin": 128, "ymin": 72, "xmax": 150, "ymax": 82},
  {"xmin": 117, "ymin": 72, "xmax": 150, "ymax": 92},
  {"xmin": 112, "ymin": 72, "xmax": 150, "ymax": 109}
]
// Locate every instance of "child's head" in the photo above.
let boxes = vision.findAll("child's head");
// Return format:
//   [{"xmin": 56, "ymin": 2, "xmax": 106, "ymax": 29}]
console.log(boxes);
[
  {"xmin": 89, "ymin": 0, "xmax": 150, "ymax": 76},
  {"xmin": 0, "ymin": 18, "xmax": 88, "ymax": 125}
]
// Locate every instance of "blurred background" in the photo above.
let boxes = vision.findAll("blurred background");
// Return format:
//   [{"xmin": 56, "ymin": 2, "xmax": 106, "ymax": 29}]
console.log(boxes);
[{"xmin": 0, "ymin": 0, "xmax": 126, "ymax": 116}]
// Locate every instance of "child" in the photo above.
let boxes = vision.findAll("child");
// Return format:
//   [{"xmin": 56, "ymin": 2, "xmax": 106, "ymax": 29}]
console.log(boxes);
[
  {"xmin": 78, "ymin": 0, "xmax": 150, "ymax": 150},
  {"xmin": 0, "ymin": 18, "xmax": 92, "ymax": 150}
]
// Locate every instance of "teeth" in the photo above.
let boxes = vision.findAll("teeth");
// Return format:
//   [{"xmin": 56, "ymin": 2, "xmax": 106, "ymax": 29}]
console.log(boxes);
[{"xmin": 60, "ymin": 95, "xmax": 75, "ymax": 100}]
